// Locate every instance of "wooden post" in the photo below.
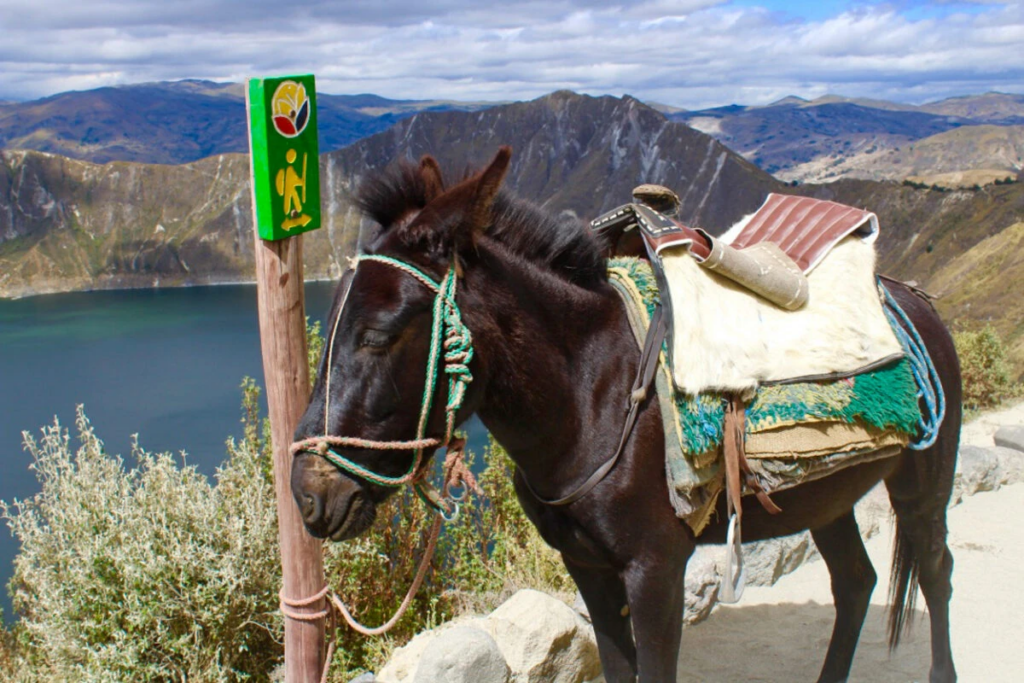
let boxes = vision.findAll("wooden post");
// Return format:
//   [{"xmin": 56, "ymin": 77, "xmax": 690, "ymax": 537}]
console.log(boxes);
[
  {"xmin": 247, "ymin": 75, "xmax": 326, "ymax": 682},
  {"xmin": 254, "ymin": 236, "xmax": 325, "ymax": 681}
]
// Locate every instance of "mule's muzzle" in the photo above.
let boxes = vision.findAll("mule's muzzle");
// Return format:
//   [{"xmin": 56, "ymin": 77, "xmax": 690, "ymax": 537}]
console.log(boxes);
[{"xmin": 291, "ymin": 450, "xmax": 377, "ymax": 542}]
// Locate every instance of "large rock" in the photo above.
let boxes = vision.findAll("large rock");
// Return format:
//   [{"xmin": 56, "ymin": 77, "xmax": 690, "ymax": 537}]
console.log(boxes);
[
  {"xmin": 477, "ymin": 589, "xmax": 602, "ymax": 683},
  {"xmin": 953, "ymin": 444, "xmax": 1023, "ymax": 500},
  {"xmin": 743, "ymin": 532, "xmax": 818, "ymax": 588},
  {"xmin": 956, "ymin": 445, "xmax": 1002, "ymax": 497},
  {"xmin": 413, "ymin": 625, "xmax": 510, "ymax": 683},
  {"xmin": 683, "ymin": 548, "xmax": 721, "ymax": 625},
  {"xmin": 992, "ymin": 445, "xmax": 1024, "ymax": 486},
  {"xmin": 377, "ymin": 624, "xmax": 448, "ymax": 682},
  {"xmin": 994, "ymin": 426, "xmax": 1024, "ymax": 453}
]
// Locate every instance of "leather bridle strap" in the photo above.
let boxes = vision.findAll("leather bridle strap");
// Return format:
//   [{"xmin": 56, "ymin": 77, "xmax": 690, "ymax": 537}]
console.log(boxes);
[{"xmin": 521, "ymin": 304, "xmax": 668, "ymax": 507}]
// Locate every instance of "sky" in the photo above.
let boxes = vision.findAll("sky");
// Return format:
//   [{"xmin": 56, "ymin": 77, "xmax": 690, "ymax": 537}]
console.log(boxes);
[{"xmin": 0, "ymin": 0, "xmax": 1021, "ymax": 109}]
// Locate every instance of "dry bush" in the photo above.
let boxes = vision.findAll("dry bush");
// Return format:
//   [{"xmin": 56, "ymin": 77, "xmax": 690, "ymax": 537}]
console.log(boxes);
[
  {"xmin": 953, "ymin": 324, "xmax": 1018, "ymax": 411},
  {"xmin": 315, "ymin": 439, "xmax": 573, "ymax": 681},
  {"xmin": 0, "ymin": 408, "xmax": 282, "ymax": 682},
  {"xmin": 0, "ymin": 318, "xmax": 571, "ymax": 681}
]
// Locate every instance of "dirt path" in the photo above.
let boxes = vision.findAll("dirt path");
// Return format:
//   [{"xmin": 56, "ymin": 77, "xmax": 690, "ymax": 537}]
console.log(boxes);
[{"xmin": 678, "ymin": 402, "xmax": 1024, "ymax": 682}]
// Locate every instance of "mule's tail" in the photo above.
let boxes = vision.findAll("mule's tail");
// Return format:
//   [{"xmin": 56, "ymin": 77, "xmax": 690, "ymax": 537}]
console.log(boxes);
[{"xmin": 887, "ymin": 516, "xmax": 921, "ymax": 650}]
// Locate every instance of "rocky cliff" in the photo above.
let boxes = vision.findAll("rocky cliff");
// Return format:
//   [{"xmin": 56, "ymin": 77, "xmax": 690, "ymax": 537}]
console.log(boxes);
[
  {"xmin": 0, "ymin": 91, "xmax": 779, "ymax": 298},
  {"xmin": 0, "ymin": 150, "xmax": 362, "ymax": 297},
  {"xmin": 3, "ymin": 91, "xmax": 1022, "ymax": 371}
]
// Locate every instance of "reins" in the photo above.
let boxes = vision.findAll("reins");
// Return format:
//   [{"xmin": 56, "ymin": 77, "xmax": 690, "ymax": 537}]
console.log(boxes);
[{"xmin": 283, "ymin": 254, "xmax": 479, "ymax": 673}]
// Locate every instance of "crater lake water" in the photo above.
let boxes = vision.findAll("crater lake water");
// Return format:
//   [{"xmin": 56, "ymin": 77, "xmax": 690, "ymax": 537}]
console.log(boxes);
[{"xmin": 0, "ymin": 282, "xmax": 489, "ymax": 623}]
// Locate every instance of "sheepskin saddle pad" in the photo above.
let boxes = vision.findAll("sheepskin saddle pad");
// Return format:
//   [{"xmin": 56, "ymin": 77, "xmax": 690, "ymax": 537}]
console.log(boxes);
[
  {"xmin": 658, "ymin": 194, "xmax": 904, "ymax": 395},
  {"xmin": 607, "ymin": 257, "xmax": 920, "ymax": 535}
]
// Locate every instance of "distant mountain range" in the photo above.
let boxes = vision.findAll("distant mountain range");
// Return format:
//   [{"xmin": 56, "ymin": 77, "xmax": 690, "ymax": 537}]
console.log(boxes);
[
  {"xmin": 2, "ymin": 90, "xmax": 1022, "ymax": 371},
  {"xmin": 3, "ymin": 81, "xmax": 1023, "ymax": 185},
  {"xmin": 672, "ymin": 92, "xmax": 1024, "ymax": 182},
  {"xmin": 0, "ymin": 80, "xmax": 498, "ymax": 165},
  {"xmin": 0, "ymin": 91, "xmax": 777, "ymax": 298}
]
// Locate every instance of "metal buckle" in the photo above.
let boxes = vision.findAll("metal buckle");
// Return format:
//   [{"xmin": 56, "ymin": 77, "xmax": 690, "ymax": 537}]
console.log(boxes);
[
  {"xmin": 447, "ymin": 484, "xmax": 467, "ymax": 502},
  {"xmin": 440, "ymin": 501, "xmax": 461, "ymax": 523}
]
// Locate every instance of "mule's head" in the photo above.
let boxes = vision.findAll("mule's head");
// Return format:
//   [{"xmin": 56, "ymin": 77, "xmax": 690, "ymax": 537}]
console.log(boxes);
[{"xmin": 291, "ymin": 147, "xmax": 511, "ymax": 541}]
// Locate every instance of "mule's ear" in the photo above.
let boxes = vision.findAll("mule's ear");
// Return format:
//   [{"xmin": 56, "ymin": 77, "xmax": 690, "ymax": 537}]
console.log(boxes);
[
  {"xmin": 466, "ymin": 146, "xmax": 512, "ymax": 238},
  {"xmin": 419, "ymin": 155, "xmax": 445, "ymax": 203}
]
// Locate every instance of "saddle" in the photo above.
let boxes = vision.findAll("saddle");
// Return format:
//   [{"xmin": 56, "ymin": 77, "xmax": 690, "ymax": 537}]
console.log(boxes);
[
  {"xmin": 593, "ymin": 188, "xmax": 907, "ymax": 601},
  {"xmin": 591, "ymin": 189, "xmax": 902, "ymax": 395}
]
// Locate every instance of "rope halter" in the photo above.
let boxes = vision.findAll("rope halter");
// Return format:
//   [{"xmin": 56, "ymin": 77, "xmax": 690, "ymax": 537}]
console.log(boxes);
[{"xmin": 289, "ymin": 253, "xmax": 479, "ymax": 519}]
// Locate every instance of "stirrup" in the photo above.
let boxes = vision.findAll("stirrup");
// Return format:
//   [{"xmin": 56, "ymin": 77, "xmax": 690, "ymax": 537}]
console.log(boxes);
[{"xmin": 719, "ymin": 513, "xmax": 746, "ymax": 604}]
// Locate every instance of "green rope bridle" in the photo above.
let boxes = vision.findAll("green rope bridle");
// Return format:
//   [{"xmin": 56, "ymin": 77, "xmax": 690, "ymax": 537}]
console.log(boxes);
[
  {"xmin": 285, "ymin": 253, "xmax": 479, "ymax": 643},
  {"xmin": 289, "ymin": 253, "xmax": 476, "ymax": 519}
]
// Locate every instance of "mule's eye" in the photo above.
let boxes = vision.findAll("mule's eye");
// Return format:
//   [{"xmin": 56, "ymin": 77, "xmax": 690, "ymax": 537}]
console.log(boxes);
[{"xmin": 359, "ymin": 329, "xmax": 393, "ymax": 349}]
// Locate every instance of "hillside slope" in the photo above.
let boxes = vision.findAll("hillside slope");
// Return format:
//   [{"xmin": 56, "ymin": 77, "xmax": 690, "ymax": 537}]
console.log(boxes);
[
  {"xmin": 329, "ymin": 91, "xmax": 780, "ymax": 230},
  {"xmin": 3, "ymin": 92, "xmax": 1022, "ymax": 374},
  {"xmin": 678, "ymin": 92, "xmax": 1024, "ymax": 182},
  {"xmin": 804, "ymin": 180, "xmax": 1024, "ymax": 371},
  {"xmin": 0, "ymin": 92, "xmax": 779, "ymax": 298},
  {"xmin": 676, "ymin": 98, "xmax": 968, "ymax": 178},
  {"xmin": 0, "ymin": 150, "xmax": 363, "ymax": 297},
  {"xmin": 786, "ymin": 125, "xmax": 1024, "ymax": 183},
  {"xmin": 920, "ymin": 92, "xmax": 1024, "ymax": 123}
]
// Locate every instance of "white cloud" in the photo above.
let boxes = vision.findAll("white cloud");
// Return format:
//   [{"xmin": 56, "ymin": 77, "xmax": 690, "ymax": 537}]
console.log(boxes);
[{"xmin": 0, "ymin": 0, "xmax": 1021, "ymax": 107}]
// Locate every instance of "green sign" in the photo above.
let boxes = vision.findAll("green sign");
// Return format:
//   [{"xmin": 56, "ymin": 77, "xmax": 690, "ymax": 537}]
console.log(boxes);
[{"xmin": 247, "ymin": 74, "xmax": 321, "ymax": 241}]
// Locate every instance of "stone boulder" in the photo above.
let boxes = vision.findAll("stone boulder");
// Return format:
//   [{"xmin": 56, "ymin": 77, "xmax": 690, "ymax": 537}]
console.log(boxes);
[
  {"xmin": 957, "ymin": 444, "xmax": 1002, "ymax": 497},
  {"xmin": 994, "ymin": 426, "xmax": 1024, "ymax": 453},
  {"xmin": 377, "ymin": 623, "xmax": 450, "ymax": 682},
  {"xmin": 953, "ymin": 444, "xmax": 1023, "ymax": 502},
  {"xmin": 378, "ymin": 591, "xmax": 600, "ymax": 683},
  {"xmin": 413, "ymin": 625, "xmax": 510, "ymax": 683},
  {"xmin": 477, "ymin": 589, "xmax": 602, "ymax": 683},
  {"xmin": 572, "ymin": 592, "xmax": 590, "ymax": 623},
  {"xmin": 683, "ymin": 548, "xmax": 721, "ymax": 624},
  {"xmin": 743, "ymin": 532, "xmax": 818, "ymax": 588}
]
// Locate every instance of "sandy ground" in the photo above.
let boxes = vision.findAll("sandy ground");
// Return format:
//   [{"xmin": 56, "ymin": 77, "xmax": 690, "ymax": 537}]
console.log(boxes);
[
  {"xmin": 959, "ymin": 400, "xmax": 1024, "ymax": 448},
  {"xmin": 678, "ymin": 401, "xmax": 1024, "ymax": 682}
]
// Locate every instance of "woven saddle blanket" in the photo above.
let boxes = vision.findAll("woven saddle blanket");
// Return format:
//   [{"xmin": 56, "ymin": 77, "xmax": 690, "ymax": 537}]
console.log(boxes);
[
  {"xmin": 608, "ymin": 258, "xmax": 920, "ymax": 535},
  {"xmin": 658, "ymin": 194, "xmax": 904, "ymax": 395}
]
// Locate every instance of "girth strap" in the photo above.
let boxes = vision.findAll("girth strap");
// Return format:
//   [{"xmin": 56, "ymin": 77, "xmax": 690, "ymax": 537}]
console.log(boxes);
[{"xmin": 522, "ymin": 305, "xmax": 669, "ymax": 507}]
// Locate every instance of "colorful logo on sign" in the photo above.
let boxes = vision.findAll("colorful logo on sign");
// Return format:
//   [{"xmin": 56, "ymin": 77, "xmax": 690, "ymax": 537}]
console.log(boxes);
[{"xmin": 271, "ymin": 81, "xmax": 310, "ymax": 138}]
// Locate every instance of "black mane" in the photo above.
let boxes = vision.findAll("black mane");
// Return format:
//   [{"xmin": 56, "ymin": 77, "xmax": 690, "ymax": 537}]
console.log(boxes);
[
  {"xmin": 355, "ymin": 162, "xmax": 433, "ymax": 231},
  {"xmin": 355, "ymin": 160, "xmax": 607, "ymax": 289},
  {"xmin": 488, "ymin": 192, "xmax": 607, "ymax": 288}
]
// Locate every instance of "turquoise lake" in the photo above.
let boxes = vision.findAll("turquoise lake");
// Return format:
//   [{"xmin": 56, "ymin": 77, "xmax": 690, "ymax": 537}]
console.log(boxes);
[{"xmin": 0, "ymin": 283, "xmax": 488, "ymax": 622}]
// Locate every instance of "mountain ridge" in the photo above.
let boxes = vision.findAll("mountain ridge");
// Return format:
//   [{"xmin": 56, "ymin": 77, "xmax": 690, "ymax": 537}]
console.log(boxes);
[
  {"xmin": 0, "ymin": 80, "xmax": 500, "ymax": 165},
  {"xmin": 0, "ymin": 91, "xmax": 779, "ymax": 300},
  {"xmin": 3, "ymin": 90, "xmax": 1022, "ymax": 372},
  {"xmin": 675, "ymin": 91, "xmax": 1024, "ymax": 181}
]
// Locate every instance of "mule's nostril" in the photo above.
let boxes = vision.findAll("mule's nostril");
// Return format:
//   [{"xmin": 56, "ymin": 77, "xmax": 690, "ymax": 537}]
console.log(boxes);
[{"xmin": 301, "ymin": 493, "xmax": 323, "ymax": 525}]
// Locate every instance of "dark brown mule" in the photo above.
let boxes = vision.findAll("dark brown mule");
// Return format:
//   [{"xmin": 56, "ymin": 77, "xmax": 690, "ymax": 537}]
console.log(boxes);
[{"xmin": 291, "ymin": 148, "xmax": 961, "ymax": 683}]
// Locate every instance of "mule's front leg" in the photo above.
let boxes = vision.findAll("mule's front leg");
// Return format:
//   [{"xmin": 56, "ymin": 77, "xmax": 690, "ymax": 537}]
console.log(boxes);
[
  {"xmin": 564, "ymin": 558, "xmax": 637, "ymax": 683},
  {"xmin": 623, "ymin": 552, "xmax": 689, "ymax": 682}
]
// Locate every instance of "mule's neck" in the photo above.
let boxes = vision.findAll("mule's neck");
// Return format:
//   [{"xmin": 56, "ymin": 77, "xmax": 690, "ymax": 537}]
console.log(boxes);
[{"xmin": 466, "ymin": 245, "xmax": 639, "ymax": 498}]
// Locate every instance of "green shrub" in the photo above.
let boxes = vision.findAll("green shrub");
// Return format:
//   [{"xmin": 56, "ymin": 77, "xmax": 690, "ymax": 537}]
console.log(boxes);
[
  {"xmin": 954, "ymin": 324, "xmax": 1018, "ymax": 410},
  {"xmin": 315, "ymin": 437, "xmax": 572, "ymax": 680},
  {"xmin": 0, "ymin": 313, "xmax": 571, "ymax": 681},
  {"xmin": 0, "ymin": 408, "xmax": 282, "ymax": 682}
]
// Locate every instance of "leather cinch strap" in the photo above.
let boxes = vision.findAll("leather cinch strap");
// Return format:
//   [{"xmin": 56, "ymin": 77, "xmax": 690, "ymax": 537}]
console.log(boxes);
[{"xmin": 522, "ymin": 305, "xmax": 669, "ymax": 507}]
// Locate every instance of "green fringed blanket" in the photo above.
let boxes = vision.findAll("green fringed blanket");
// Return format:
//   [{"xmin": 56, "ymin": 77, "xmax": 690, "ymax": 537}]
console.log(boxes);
[{"xmin": 607, "ymin": 257, "xmax": 921, "ymax": 534}]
